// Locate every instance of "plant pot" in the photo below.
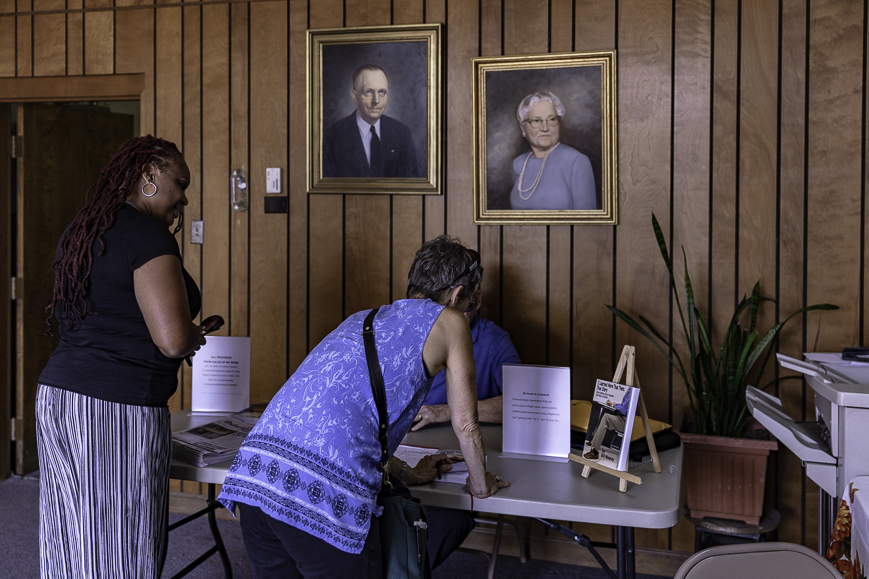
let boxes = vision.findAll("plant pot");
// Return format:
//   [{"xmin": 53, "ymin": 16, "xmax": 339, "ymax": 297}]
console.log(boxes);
[{"xmin": 680, "ymin": 432, "xmax": 778, "ymax": 525}]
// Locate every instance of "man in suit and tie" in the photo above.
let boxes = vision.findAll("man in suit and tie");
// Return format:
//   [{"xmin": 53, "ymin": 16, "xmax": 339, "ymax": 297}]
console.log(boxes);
[{"xmin": 322, "ymin": 64, "xmax": 423, "ymax": 178}]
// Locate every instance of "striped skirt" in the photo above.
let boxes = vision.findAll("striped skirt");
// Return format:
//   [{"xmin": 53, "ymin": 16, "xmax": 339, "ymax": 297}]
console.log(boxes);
[{"xmin": 35, "ymin": 384, "xmax": 172, "ymax": 579}]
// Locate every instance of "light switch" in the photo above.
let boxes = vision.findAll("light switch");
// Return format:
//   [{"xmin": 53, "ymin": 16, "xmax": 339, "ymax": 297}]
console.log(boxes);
[
  {"xmin": 191, "ymin": 220, "xmax": 204, "ymax": 244},
  {"xmin": 266, "ymin": 168, "xmax": 282, "ymax": 193}
]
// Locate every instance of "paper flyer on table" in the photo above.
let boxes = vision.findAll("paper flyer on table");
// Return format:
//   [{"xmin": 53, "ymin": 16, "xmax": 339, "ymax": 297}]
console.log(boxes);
[
  {"xmin": 502, "ymin": 364, "xmax": 571, "ymax": 461},
  {"xmin": 192, "ymin": 336, "xmax": 251, "ymax": 413},
  {"xmin": 394, "ymin": 445, "xmax": 470, "ymax": 484}
]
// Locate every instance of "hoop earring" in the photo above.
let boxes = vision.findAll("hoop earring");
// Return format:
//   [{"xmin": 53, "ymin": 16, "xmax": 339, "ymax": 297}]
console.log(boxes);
[{"xmin": 142, "ymin": 181, "xmax": 157, "ymax": 197}]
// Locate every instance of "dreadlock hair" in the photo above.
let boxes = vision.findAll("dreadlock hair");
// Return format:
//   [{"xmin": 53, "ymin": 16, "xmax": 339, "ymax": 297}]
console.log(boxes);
[{"xmin": 44, "ymin": 135, "xmax": 185, "ymax": 336}]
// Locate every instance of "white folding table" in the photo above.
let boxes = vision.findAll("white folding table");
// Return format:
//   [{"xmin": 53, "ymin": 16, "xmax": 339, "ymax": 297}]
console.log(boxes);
[{"xmin": 170, "ymin": 413, "xmax": 682, "ymax": 579}]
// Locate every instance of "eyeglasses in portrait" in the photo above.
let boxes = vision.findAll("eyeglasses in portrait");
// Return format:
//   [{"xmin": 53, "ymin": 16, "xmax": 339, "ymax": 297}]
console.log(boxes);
[
  {"xmin": 307, "ymin": 24, "xmax": 443, "ymax": 195},
  {"xmin": 472, "ymin": 51, "xmax": 618, "ymax": 225}
]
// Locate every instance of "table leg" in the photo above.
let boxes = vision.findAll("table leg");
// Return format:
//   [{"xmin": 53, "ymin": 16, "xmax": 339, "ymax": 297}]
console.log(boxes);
[
  {"xmin": 616, "ymin": 527, "xmax": 635, "ymax": 579},
  {"xmin": 207, "ymin": 484, "xmax": 233, "ymax": 578},
  {"xmin": 167, "ymin": 483, "xmax": 233, "ymax": 579}
]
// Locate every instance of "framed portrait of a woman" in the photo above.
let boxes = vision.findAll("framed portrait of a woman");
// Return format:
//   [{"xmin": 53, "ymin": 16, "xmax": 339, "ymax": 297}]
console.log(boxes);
[
  {"xmin": 472, "ymin": 51, "xmax": 617, "ymax": 225},
  {"xmin": 308, "ymin": 24, "xmax": 443, "ymax": 195}
]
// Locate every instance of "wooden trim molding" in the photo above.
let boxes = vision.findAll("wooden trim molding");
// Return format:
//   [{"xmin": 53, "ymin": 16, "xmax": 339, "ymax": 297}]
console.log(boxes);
[{"xmin": 0, "ymin": 74, "xmax": 145, "ymax": 103}]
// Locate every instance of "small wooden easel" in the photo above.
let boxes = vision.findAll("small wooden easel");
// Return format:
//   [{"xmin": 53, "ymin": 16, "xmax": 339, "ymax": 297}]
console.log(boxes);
[{"xmin": 569, "ymin": 345, "xmax": 662, "ymax": 492}]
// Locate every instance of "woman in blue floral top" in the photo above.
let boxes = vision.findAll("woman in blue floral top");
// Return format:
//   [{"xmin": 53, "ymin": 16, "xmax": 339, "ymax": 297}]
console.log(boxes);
[{"xmin": 218, "ymin": 235, "xmax": 510, "ymax": 578}]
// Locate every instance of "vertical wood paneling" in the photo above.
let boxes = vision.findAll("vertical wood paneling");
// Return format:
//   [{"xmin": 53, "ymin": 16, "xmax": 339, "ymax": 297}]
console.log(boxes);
[
  {"xmin": 500, "ymin": 0, "xmax": 549, "ymax": 365},
  {"xmin": 343, "ymin": 0, "xmax": 391, "ymax": 314},
  {"xmin": 739, "ymin": 1, "xmax": 778, "ymax": 356},
  {"xmin": 389, "ymin": 2, "xmax": 425, "ymax": 303},
  {"xmin": 667, "ymin": 0, "xmax": 712, "ymax": 552},
  {"xmin": 308, "ymin": 0, "xmax": 345, "ymax": 348},
  {"xmin": 778, "ymin": 0, "xmax": 811, "ymax": 547},
  {"xmin": 17, "ymin": 0, "xmax": 32, "ymax": 76},
  {"xmin": 547, "ymin": 2, "xmax": 574, "ymax": 372},
  {"xmin": 672, "ymin": 0, "xmax": 711, "ymax": 430},
  {"xmin": 231, "ymin": 2, "xmax": 250, "ymax": 339},
  {"xmin": 249, "ymin": 0, "xmax": 287, "ymax": 401},
  {"xmin": 445, "ymin": 1, "xmax": 478, "ymax": 245},
  {"xmin": 67, "ymin": 0, "xmax": 83, "ymax": 75},
  {"xmin": 177, "ymin": 2, "xmax": 202, "ymax": 411},
  {"xmin": 807, "ymin": 1, "xmax": 863, "ymax": 350},
  {"xmin": 710, "ymin": 0, "xmax": 738, "ymax": 361},
  {"xmin": 32, "ymin": 0, "xmax": 65, "ymax": 76},
  {"xmin": 202, "ymin": 3, "xmax": 231, "ymax": 339},
  {"xmin": 287, "ymin": 0, "xmax": 306, "ymax": 368},
  {"xmin": 479, "ymin": 0, "xmax": 503, "ymax": 323},
  {"xmin": 155, "ymin": 4, "xmax": 183, "ymax": 414},
  {"xmin": 572, "ymin": 0, "xmax": 616, "ymax": 402},
  {"xmin": 423, "ymin": 0, "xmax": 446, "ymax": 239},
  {"xmin": 614, "ymin": 0, "xmax": 671, "ymax": 423},
  {"xmin": 0, "ymin": 3, "xmax": 16, "ymax": 77},
  {"xmin": 115, "ymin": 5, "xmax": 153, "ymax": 132},
  {"xmin": 10, "ymin": 0, "xmax": 869, "ymax": 553},
  {"xmin": 84, "ymin": 0, "xmax": 113, "ymax": 74}
]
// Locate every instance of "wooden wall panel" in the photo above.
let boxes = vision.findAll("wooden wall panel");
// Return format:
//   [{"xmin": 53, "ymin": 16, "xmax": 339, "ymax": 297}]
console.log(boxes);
[
  {"xmin": 308, "ymin": 0, "xmax": 345, "ymax": 348},
  {"xmin": 572, "ymin": 0, "xmax": 615, "ymax": 401},
  {"xmin": 231, "ymin": 2, "xmax": 250, "ymax": 340},
  {"xmin": 445, "ymin": 0, "xmax": 478, "ymax": 245},
  {"xmin": 32, "ymin": 0, "xmax": 66, "ymax": 76},
  {"xmin": 8, "ymin": 0, "xmax": 869, "ymax": 556},
  {"xmin": 778, "ymin": 0, "xmax": 811, "ymax": 547},
  {"xmin": 614, "ymin": 0, "xmax": 671, "ymax": 425},
  {"xmin": 67, "ymin": 0, "xmax": 83, "ymax": 75},
  {"xmin": 343, "ymin": 0, "xmax": 391, "ymax": 315},
  {"xmin": 739, "ymin": 1, "xmax": 778, "ymax": 359},
  {"xmin": 671, "ymin": 0, "xmax": 710, "ymax": 428},
  {"xmin": 17, "ymin": 0, "xmax": 32, "ymax": 76},
  {"xmin": 710, "ymin": 0, "xmax": 738, "ymax": 362},
  {"xmin": 84, "ymin": 0, "xmax": 113, "ymax": 74},
  {"xmin": 287, "ymin": 0, "xmax": 306, "ymax": 368},
  {"xmin": 248, "ymin": 0, "xmax": 287, "ymax": 402},
  {"xmin": 807, "ymin": 0, "xmax": 863, "ymax": 351},
  {"xmin": 423, "ymin": 0, "xmax": 446, "ymax": 240},
  {"xmin": 0, "ymin": 2, "xmax": 15, "ymax": 77},
  {"xmin": 500, "ymin": 0, "xmax": 549, "ymax": 366},
  {"xmin": 202, "ymin": 3, "xmax": 231, "ymax": 339},
  {"xmin": 177, "ymin": 3, "xmax": 202, "ymax": 410}
]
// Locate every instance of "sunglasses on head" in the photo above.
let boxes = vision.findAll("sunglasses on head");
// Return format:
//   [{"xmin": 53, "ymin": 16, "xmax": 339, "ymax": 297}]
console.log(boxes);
[{"xmin": 444, "ymin": 248, "xmax": 480, "ymax": 290}]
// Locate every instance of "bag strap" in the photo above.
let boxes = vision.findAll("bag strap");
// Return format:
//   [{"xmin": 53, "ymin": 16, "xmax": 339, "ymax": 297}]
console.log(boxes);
[{"xmin": 362, "ymin": 307, "xmax": 391, "ymax": 488}]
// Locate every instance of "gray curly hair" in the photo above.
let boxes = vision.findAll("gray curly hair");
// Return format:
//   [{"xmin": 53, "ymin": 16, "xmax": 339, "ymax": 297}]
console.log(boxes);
[{"xmin": 516, "ymin": 91, "xmax": 566, "ymax": 129}]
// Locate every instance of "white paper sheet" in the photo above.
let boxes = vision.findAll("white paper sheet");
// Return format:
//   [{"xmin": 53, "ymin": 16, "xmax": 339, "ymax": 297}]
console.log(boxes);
[
  {"xmin": 501, "ymin": 364, "xmax": 570, "ymax": 460},
  {"xmin": 192, "ymin": 336, "xmax": 251, "ymax": 412}
]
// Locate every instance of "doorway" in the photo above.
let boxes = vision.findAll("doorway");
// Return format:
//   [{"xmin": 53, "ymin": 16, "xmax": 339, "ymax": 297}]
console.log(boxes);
[{"xmin": 2, "ymin": 100, "xmax": 137, "ymax": 478}]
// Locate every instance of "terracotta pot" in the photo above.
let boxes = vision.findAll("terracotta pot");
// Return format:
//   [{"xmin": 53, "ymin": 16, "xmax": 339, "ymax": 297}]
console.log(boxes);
[{"xmin": 680, "ymin": 432, "xmax": 778, "ymax": 525}]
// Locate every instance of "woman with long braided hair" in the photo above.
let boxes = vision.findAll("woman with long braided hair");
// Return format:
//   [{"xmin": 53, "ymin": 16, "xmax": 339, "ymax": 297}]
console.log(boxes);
[{"xmin": 36, "ymin": 135, "xmax": 205, "ymax": 578}]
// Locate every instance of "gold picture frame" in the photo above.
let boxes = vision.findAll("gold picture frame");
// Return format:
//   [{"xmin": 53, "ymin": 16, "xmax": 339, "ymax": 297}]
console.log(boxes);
[
  {"xmin": 472, "ymin": 50, "xmax": 618, "ymax": 225},
  {"xmin": 307, "ymin": 24, "xmax": 442, "ymax": 195}
]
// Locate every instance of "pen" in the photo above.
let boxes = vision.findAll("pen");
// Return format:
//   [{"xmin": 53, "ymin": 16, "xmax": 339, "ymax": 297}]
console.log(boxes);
[{"xmin": 437, "ymin": 462, "xmax": 442, "ymax": 480}]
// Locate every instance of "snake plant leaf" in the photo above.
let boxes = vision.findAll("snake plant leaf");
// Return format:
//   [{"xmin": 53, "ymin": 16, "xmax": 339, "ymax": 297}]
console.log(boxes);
[{"xmin": 607, "ymin": 213, "xmax": 840, "ymax": 437}]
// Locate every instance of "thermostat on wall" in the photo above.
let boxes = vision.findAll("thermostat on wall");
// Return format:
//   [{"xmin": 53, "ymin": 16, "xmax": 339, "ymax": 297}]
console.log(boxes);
[{"xmin": 266, "ymin": 168, "xmax": 281, "ymax": 193}]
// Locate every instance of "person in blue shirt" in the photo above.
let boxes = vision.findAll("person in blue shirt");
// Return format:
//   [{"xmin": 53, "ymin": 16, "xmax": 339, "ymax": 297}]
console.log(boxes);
[
  {"xmin": 410, "ymin": 271, "xmax": 521, "ymax": 569},
  {"xmin": 411, "ymin": 274, "xmax": 520, "ymax": 430}
]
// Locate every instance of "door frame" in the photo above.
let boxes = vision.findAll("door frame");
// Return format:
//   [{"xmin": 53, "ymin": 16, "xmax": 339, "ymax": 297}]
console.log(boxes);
[{"xmin": 1, "ymin": 73, "xmax": 143, "ymax": 481}]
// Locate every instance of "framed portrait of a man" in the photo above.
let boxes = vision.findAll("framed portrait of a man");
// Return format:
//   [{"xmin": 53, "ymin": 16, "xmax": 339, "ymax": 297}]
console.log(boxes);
[
  {"xmin": 307, "ymin": 24, "xmax": 442, "ymax": 195},
  {"xmin": 472, "ymin": 51, "xmax": 618, "ymax": 225}
]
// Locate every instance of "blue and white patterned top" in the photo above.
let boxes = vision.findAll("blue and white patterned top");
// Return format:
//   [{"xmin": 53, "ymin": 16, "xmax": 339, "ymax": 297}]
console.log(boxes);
[{"xmin": 218, "ymin": 299, "xmax": 445, "ymax": 554}]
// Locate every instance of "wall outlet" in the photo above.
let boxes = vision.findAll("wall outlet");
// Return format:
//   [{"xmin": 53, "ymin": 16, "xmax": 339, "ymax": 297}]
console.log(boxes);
[
  {"xmin": 191, "ymin": 220, "xmax": 204, "ymax": 244},
  {"xmin": 266, "ymin": 167, "xmax": 282, "ymax": 193}
]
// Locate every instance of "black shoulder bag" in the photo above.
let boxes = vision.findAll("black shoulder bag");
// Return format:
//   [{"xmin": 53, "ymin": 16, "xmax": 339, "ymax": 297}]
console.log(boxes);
[{"xmin": 362, "ymin": 307, "xmax": 430, "ymax": 579}]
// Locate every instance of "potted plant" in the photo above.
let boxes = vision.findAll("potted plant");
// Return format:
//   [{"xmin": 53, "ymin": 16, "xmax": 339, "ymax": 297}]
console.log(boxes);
[{"xmin": 607, "ymin": 214, "xmax": 837, "ymax": 525}]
